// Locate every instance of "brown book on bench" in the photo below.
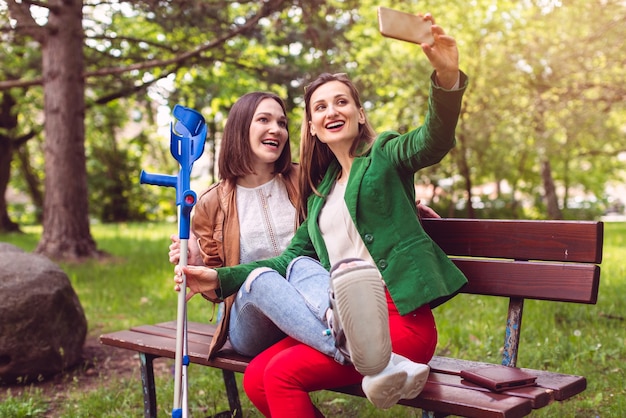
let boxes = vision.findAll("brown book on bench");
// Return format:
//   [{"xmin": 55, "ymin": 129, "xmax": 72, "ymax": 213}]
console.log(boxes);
[{"xmin": 460, "ymin": 365, "xmax": 537, "ymax": 392}]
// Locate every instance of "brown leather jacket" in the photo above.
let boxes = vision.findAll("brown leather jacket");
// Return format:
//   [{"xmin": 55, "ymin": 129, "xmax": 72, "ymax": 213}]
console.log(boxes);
[{"xmin": 192, "ymin": 164, "xmax": 300, "ymax": 358}]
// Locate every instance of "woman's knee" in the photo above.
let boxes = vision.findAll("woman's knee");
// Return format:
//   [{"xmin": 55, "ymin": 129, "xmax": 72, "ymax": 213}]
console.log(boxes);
[
  {"xmin": 242, "ymin": 267, "xmax": 278, "ymax": 293},
  {"xmin": 286, "ymin": 256, "xmax": 327, "ymax": 282},
  {"xmin": 286, "ymin": 256, "xmax": 323, "ymax": 274}
]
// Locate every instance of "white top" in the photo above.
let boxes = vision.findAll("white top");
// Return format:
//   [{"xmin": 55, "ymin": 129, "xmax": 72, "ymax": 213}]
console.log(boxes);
[
  {"xmin": 319, "ymin": 181, "xmax": 375, "ymax": 268},
  {"xmin": 236, "ymin": 177, "xmax": 296, "ymax": 264}
]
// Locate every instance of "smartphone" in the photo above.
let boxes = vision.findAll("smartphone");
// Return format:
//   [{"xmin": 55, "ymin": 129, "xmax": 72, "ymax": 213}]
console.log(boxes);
[{"xmin": 377, "ymin": 7, "xmax": 434, "ymax": 46}]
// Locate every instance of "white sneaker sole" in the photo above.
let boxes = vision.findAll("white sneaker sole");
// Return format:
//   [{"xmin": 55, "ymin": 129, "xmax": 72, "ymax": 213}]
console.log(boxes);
[
  {"xmin": 330, "ymin": 261, "xmax": 391, "ymax": 376},
  {"xmin": 362, "ymin": 363, "xmax": 430, "ymax": 409}
]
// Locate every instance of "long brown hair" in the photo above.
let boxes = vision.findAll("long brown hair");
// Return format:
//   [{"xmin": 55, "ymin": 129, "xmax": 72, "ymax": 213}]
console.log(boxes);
[
  {"xmin": 218, "ymin": 92, "xmax": 292, "ymax": 182},
  {"xmin": 297, "ymin": 73, "xmax": 376, "ymax": 218}
]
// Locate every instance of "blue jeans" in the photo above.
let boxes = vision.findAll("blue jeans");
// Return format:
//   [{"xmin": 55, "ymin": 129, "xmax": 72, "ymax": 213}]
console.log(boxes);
[{"xmin": 228, "ymin": 256, "xmax": 345, "ymax": 363}]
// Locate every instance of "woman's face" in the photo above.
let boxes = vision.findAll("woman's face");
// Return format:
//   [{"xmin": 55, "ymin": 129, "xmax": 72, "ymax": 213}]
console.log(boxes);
[
  {"xmin": 248, "ymin": 98, "xmax": 289, "ymax": 165},
  {"xmin": 308, "ymin": 81, "xmax": 364, "ymax": 149}
]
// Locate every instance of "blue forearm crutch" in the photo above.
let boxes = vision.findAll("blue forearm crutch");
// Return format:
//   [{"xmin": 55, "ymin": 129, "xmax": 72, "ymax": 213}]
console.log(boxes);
[{"xmin": 140, "ymin": 104, "xmax": 206, "ymax": 418}]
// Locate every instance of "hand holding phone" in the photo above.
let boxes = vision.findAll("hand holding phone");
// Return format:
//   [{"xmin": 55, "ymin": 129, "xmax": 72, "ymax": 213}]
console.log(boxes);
[{"xmin": 377, "ymin": 7, "xmax": 434, "ymax": 46}]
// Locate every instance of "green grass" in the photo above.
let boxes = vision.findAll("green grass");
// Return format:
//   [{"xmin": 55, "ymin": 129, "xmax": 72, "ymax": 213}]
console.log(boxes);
[
  {"xmin": 0, "ymin": 388, "xmax": 47, "ymax": 418},
  {"xmin": 1, "ymin": 222, "xmax": 625, "ymax": 417}
]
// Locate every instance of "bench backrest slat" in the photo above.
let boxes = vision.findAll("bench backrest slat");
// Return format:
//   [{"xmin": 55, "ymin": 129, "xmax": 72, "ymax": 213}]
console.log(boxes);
[
  {"xmin": 422, "ymin": 219, "xmax": 603, "ymax": 264},
  {"xmin": 452, "ymin": 259, "xmax": 600, "ymax": 304}
]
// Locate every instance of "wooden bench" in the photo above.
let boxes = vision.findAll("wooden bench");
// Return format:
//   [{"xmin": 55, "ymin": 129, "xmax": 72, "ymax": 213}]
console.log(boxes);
[{"xmin": 100, "ymin": 218, "xmax": 603, "ymax": 417}]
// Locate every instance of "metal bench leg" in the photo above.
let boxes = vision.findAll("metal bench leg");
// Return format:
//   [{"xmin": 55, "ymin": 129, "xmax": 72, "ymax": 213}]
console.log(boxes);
[
  {"xmin": 222, "ymin": 369, "xmax": 242, "ymax": 418},
  {"xmin": 139, "ymin": 352, "xmax": 158, "ymax": 418},
  {"xmin": 503, "ymin": 297, "xmax": 524, "ymax": 367},
  {"xmin": 211, "ymin": 369, "xmax": 242, "ymax": 418}
]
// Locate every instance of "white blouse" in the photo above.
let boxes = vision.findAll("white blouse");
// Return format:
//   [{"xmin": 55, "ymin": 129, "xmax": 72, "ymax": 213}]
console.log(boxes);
[
  {"xmin": 236, "ymin": 177, "xmax": 296, "ymax": 264},
  {"xmin": 318, "ymin": 181, "xmax": 375, "ymax": 268}
]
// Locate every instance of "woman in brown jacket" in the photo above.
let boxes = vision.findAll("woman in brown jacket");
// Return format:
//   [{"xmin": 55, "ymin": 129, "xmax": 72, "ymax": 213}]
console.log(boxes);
[{"xmin": 170, "ymin": 91, "xmax": 301, "ymax": 358}]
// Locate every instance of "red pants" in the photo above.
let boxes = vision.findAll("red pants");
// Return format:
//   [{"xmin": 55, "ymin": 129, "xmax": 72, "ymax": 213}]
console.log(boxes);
[{"xmin": 242, "ymin": 290, "xmax": 437, "ymax": 417}]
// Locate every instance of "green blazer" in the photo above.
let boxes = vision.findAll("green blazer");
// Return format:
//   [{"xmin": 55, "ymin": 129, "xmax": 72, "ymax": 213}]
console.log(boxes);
[{"xmin": 217, "ymin": 72, "xmax": 469, "ymax": 315}]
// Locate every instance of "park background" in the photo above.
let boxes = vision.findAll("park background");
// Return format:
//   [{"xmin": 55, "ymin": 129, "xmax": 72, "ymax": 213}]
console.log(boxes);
[{"xmin": 1, "ymin": 0, "xmax": 624, "ymax": 416}]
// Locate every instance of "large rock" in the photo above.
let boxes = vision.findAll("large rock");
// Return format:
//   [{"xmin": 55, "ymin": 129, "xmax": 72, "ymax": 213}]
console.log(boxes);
[{"xmin": 0, "ymin": 244, "xmax": 87, "ymax": 384}]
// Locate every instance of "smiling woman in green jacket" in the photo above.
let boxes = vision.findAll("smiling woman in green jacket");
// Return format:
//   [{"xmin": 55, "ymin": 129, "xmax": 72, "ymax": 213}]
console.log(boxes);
[{"xmin": 176, "ymin": 13, "xmax": 468, "ymax": 418}]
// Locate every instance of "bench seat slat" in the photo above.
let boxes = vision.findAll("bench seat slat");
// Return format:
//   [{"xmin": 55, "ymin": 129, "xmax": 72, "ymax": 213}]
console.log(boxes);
[
  {"xmin": 332, "ymin": 379, "xmax": 534, "ymax": 418},
  {"xmin": 130, "ymin": 324, "xmax": 210, "ymax": 345},
  {"xmin": 150, "ymin": 320, "xmax": 215, "ymax": 337},
  {"xmin": 400, "ymin": 382, "xmax": 533, "ymax": 418},
  {"xmin": 454, "ymin": 259, "xmax": 600, "ymax": 303},
  {"xmin": 100, "ymin": 329, "xmax": 250, "ymax": 373},
  {"xmin": 426, "ymin": 373, "xmax": 552, "ymax": 409},
  {"xmin": 430, "ymin": 356, "xmax": 586, "ymax": 401},
  {"xmin": 422, "ymin": 219, "xmax": 603, "ymax": 263},
  {"xmin": 333, "ymin": 371, "xmax": 550, "ymax": 412}
]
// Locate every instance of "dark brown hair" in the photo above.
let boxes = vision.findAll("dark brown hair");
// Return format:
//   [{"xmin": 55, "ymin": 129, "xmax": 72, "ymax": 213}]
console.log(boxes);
[
  {"xmin": 218, "ymin": 92, "xmax": 292, "ymax": 181},
  {"xmin": 298, "ymin": 73, "xmax": 376, "ymax": 217}
]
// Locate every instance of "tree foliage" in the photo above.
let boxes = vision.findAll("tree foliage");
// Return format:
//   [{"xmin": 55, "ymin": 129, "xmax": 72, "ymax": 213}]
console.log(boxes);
[{"xmin": 1, "ymin": 0, "xmax": 625, "ymax": 254}]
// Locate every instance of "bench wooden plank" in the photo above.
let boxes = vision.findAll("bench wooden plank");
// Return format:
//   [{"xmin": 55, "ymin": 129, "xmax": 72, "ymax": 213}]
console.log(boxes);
[
  {"xmin": 130, "ymin": 324, "xmax": 211, "ymax": 345},
  {"xmin": 430, "ymin": 356, "xmax": 586, "ymax": 401},
  {"xmin": 422, "ymin": 219, "xmax": 603, "ymax": 263},
  {"xmin": 158, "ymin": 320, "xmax": 214, "ymax": 337},
  {"xmin": 425, "ymin": 373, "xmax": 552, "ymax": 409},
  {"xmin": 453, "ymin": 259, "xmax": 600, "ymax": 303},
  {"xmin": 401, "ymin": 382, "xmax": 533, "ymax": 418},
  {"xmin": 333, "ymin": 378, "xmax": 534, "ymax": 418},
  {"xmin": 100, "ymin": 329, "xmax": 250, "ymax": 373}
]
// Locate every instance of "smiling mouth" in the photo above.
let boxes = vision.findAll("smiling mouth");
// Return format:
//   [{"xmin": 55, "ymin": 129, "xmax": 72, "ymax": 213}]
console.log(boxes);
[
  {"xmin": 262, "ymin": 140, "xmax": 280, "ymax": 148},
  {"xmin": 326, "ymin": 121, "xmax": 345, "ymax": 129}
]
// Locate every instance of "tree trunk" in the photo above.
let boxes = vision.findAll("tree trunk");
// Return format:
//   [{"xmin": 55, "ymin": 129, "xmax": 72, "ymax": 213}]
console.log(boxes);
[
  {"xmin": 35, "ymin": 0, "xmax": 101, "ymax": 260},
  {"xmin": 16, "ymin": 145, "xmax": 44, "ymax": 222},
  {"xmin": 0, "ymin": 92, "xmax": 21, "ymax": 232},
  {"xmin": 541, "ymin": 159, "xmax": 562, "ymax": 220},
  {"xmin": 455, "ymin": 134, "xmax": 475, "ymax": 219},
  {"xmin": 0, "ymin": 138, "xmax": 20, "ymax": 233}
]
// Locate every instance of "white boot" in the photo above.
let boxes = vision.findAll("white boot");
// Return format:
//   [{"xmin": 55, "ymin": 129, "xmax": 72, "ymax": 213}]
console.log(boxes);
[
  {"xmin": 328, "ymin": 259, "xmax": 391, "ymax": 376},
  {"xmin": 361, "ymin": 353, "xmax": 430, "ymax": 409}
]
